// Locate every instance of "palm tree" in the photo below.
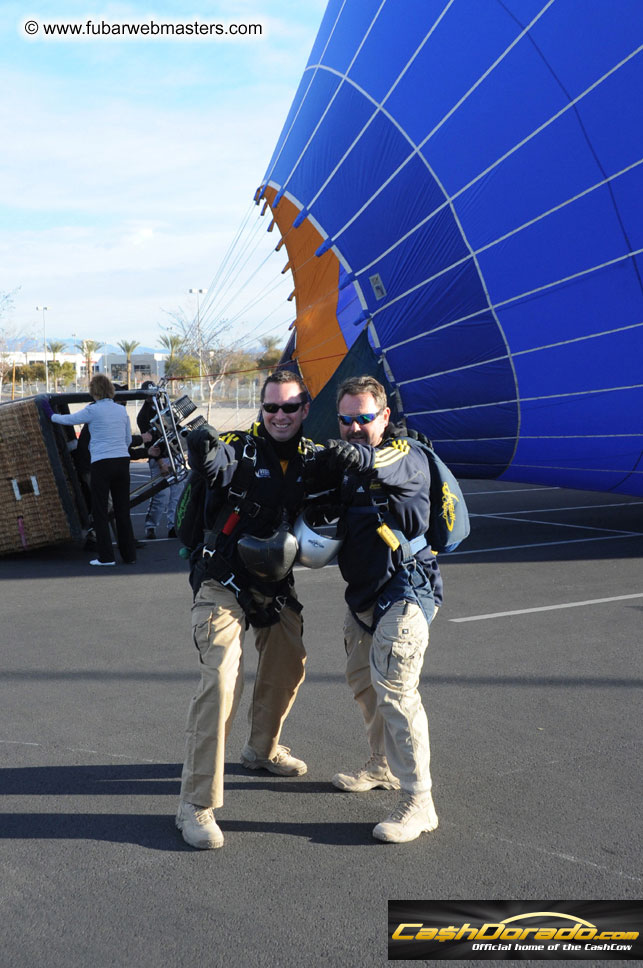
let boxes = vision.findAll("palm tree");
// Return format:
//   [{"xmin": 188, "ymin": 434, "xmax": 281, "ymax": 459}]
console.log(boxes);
[
  {"xmin": 117, "ymin": 339, "xmax": 140, "ymax": 388},
  {"xmin": 158, "ymin": 333, "xmax": 184, "ymax": 377},
  {"xmin": 47, "ymin": 339, "xmax": 66, "ymax": 391},
  {"xmin": 75, "ymin": 339, "xmax": 103, "ymax": 388}
]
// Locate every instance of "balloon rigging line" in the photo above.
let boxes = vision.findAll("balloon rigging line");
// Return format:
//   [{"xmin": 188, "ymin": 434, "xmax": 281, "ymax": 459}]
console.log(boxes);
[
  {"xmin": 200, "ymin": 231, "xmax": 276, "ymax": 337},
  {"xmin": 199, "ymin": 216, "xmax": 270, "ymax": 329},
  {"xmin": 210, "ymin": 274, "xmax": 294, "ymax": 339},
  {"xmin": 180, "ymin": 202, "xmax": 261, "ymax": 345},
  {"xmin": 197, "ymin": 202, "xmax": 258, "ymax": 319}
]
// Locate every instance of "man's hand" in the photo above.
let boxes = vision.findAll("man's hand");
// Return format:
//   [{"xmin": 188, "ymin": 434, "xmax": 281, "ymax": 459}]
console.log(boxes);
[
  {"xmin": 188, "ymin": 423, "xmax": 219, "ymax": 458},
  {"xmin": 325, "ymin": 439, "xmax": 366, "ymax": 473}
]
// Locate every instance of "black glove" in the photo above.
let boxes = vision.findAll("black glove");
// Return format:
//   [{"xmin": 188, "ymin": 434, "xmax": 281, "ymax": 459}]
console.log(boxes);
[
  {"xmin": 188, "ymin": 423, "xmax": 218, "ymax": 453},
  {"xmin": 325, "ymin": 439, "xmax": 364, "ymax": 472},
  {"xmin": 406, "ymin": 427, "xmax": 433, "ymax": 449},
  {"xmin": 187, "ymin": 423, "xmax": 219, "ymax": 470}
]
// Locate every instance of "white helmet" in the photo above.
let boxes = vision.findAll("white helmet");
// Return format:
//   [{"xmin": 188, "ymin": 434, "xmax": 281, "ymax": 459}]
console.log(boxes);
[{"xmin": 294, "ymin": 506, "xmax": 344, "ymax": 569}]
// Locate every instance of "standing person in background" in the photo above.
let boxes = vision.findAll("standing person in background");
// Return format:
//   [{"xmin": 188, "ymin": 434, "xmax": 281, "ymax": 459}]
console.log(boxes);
[
  {"xmin": 50, "ymin": 373, "xmax": 136, "ymax": 566},
  {"xmin": 137, "ymin": 380, "xmax": 181, "ymax": 539}
]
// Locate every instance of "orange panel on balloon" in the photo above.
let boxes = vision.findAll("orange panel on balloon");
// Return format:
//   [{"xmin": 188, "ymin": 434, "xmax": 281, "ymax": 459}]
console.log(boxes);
[{"xmin": 262, "ymin": 186, "xmax": 347, "ymax": 400}]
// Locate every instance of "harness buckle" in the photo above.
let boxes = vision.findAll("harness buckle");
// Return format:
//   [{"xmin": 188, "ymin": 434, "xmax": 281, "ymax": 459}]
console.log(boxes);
[
  {"xmin": 202, "ymin": 545, "xmax": 216, "ymax": 559},
  {"xmin": 220, "ymin": 573, "xmax": 242, "ymax": 596},
  {"xmin": 241, "ymin": 440, "xmax": 257, "ymax": 464},
  {"xmin": 273, "ymin": 594, "xmax": 288, "ymax": 613}
]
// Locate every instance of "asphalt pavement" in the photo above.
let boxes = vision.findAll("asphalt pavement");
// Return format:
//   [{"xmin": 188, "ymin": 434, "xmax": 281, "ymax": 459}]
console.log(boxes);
[{"xmin": 1, "ymin": 471, "xmax": 641, "ymax": 968}]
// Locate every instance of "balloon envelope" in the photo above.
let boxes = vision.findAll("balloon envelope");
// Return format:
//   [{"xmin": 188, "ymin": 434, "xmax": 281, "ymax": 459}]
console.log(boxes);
[{"xmin": 259, "ymin": 0, "xmax": 643, "ymax": 495}]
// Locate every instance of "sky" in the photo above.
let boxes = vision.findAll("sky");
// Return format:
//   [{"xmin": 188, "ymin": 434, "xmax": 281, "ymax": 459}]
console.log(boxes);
[{"xmin": 0, "ymin": 0, "xmax": 326, "ymax": 352}]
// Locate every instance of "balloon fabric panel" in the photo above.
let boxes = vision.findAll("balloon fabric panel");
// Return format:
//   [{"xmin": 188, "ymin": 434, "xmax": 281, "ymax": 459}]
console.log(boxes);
[{"xmin": 261, "ymin": 0, "xmax": 643, "ymax": 496}]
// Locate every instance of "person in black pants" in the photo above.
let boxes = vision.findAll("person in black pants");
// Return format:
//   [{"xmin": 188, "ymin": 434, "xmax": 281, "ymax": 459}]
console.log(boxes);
[{"xmin": 51, "ymin": 374, "xmax": 136, "ymax": 566}]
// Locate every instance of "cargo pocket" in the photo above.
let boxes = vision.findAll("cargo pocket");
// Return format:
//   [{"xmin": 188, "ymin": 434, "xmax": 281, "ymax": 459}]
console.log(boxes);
[{"xmin": 372, "ymin": 602, "xmax": 427, "ymax": 687}]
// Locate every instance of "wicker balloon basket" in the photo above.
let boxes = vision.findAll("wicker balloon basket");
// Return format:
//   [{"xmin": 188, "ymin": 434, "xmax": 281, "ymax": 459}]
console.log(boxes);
[{"xmin": 0, "ymin": 397, "xmax": 88, "ymax": 556}]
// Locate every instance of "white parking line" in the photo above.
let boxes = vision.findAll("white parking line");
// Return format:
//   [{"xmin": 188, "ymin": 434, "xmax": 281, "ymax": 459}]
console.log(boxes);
[
  {"xmin": 473, "ymin": 512, "xmax": 641, "ymax": 536},
  {"xmin": 474, "ymin": 500, "xmax": 643, "ymax": 515},
  {"xmin": 448, "ymin": 532, "xmax": 643, "ymax": 556},
  {"xmin": 463, "ymin": 486, "xmax": 559, "ymax": 495},
  {"xmin": 450, "ymin": 592, "xmax": 643, "ymax": 622}
]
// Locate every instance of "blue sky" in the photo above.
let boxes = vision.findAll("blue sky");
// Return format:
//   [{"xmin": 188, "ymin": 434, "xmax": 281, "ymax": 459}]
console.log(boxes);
[{"xmin": 0, "ymin": 0, "xmax": 326, "ymax": 350}]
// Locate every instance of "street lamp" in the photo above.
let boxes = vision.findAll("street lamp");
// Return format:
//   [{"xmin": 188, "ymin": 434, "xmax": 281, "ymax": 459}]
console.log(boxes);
[
  {"xmin": 188, "ymin": 287, "xmax": 207, "ymax": 380},
  {"xmin": 36, "ymin": 306, "xmax": 49, "ymax": 392}
]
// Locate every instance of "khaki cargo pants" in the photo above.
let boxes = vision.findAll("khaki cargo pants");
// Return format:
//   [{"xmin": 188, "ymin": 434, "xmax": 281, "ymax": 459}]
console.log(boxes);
[
  {"xmin": 180, "ymin": 579, "xmax": 306, "ymax": 809},
  {"xmin": 343, "ymin": 599, "xmax": 436, "ymax": 797}
]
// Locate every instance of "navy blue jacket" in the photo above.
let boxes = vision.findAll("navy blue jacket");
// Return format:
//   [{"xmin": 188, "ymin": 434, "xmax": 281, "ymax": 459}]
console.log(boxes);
[{"xmin": 336, "ymin": 437, "xmax": 443, "ymax": 613}]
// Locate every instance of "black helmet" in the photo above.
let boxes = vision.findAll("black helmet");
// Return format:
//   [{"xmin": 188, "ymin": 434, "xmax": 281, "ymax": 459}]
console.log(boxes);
[{"xmin": 237, "ymin": 514, "xmax": 299, "ymax": 582}]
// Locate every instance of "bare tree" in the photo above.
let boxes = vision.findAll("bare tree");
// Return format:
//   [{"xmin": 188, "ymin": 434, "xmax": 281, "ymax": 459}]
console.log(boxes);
[{"xmin": 0, "ymin": 289, "xmax": 28, "ymax": 398}]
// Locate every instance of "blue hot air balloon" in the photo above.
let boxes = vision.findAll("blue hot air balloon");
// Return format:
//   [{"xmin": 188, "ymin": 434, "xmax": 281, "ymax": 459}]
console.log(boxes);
[{"xmin": 257, "ymin": 0, "xmax": 643, "ymax": 496}]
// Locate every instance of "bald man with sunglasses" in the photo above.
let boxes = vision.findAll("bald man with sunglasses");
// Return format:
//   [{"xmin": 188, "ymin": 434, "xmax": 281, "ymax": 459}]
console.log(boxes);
[{"xmin": 314, "ymin": 375, "xmax": 443, "ymax": 843}]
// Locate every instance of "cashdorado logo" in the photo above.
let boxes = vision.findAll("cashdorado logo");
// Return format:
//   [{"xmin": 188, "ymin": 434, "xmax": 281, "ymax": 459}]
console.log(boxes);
[{"xmin": 388, "ymin": 901, "xmax": 642, "ymax": 960}]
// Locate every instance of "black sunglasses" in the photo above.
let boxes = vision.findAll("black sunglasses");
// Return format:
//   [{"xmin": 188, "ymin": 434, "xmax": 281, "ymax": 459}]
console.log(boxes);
[
  {"xmin": 337, "ymin": 409, "xmax": 383, "ymax": 426},
  {"xmin": 262, "ymin": 401, "xmax": 305, "ymax": 414}
]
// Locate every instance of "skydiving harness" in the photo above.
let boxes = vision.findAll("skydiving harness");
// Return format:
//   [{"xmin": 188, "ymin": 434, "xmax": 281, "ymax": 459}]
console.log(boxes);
[
  {"xmin": 342, "ymin": 462, "xmax": 435, "ymax": 636},
  {"xmin": 197, "ymin": 431, "xmax": 315, "ymax": 629}
]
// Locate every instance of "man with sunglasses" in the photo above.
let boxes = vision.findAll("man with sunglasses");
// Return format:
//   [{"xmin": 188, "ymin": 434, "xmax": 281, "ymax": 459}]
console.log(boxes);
[
  {"xmin": 176, "ymin": 370, "xmax": 316, "ymax": 849},
  {"xmin": 314, "ymin": 375, "xmax": 443, "ymax": 843}
]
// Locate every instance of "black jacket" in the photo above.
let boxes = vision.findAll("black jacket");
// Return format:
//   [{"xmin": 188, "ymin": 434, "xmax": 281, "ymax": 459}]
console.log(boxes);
[{"xmin": 192, "ymin": 421, "xmax": 316, "ymax": 596}]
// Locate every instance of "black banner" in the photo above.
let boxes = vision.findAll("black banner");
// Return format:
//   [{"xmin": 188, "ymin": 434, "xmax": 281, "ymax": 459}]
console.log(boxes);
[{"xmin": 388, "ymin": 900, "xmax": 642, "ymax": 960}]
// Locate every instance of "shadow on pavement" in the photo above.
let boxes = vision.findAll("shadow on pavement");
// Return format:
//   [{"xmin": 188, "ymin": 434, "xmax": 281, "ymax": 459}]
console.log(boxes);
[{"xmin": 0, "ymin": 812, "xmax": 377, "ymax": 850}]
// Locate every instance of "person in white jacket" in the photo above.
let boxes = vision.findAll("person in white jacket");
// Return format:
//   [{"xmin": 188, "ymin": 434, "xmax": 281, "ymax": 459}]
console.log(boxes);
[{"xmin": 51, "ymin": 374, "xmax": 136, "ymax": 565}]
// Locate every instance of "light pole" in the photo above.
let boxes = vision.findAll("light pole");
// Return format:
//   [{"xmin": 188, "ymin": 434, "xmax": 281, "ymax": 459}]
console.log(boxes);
[
  {"xmin": 36, "ymin": 306, "xmax": 49, "ymax": 392},
  {"xmin": 189, "ymin": 288, "xmax": 207, "ymax": 397}
]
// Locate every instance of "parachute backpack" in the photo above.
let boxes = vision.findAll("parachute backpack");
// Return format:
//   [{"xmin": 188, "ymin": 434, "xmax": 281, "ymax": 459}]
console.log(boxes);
[
  {"xmin": 406, "ymin": 437, "xmax": 470, "ymax": 553},
  {"xmin": 175, "ymin": 470, "xmax": 208, "ymax": 553}
]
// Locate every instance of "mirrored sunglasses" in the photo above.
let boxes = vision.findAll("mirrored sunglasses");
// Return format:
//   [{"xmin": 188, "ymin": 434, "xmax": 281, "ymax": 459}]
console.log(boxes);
[
  {"xmin": 337, "ymin": 409, "xmax": 383, "ymax": 426},
  {"xmin": 262, "ymin": 401, "xmax": 305, "ymax": 414}
]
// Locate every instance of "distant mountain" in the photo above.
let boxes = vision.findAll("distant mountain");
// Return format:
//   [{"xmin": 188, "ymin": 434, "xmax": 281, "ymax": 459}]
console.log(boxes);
[{"xmin": 4, "ymin": 337, "xmax": 166, "ymax": 355}]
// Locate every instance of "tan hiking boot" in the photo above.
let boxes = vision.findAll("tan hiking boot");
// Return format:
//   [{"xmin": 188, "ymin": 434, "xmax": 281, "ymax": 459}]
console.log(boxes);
[
  {"xmin": 176, "ymin": 800, "xmax": 224, "ymax": 849},
  {"xmin": 372, "ymin": 793, "xmax": 438, "ymax": 843}
]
